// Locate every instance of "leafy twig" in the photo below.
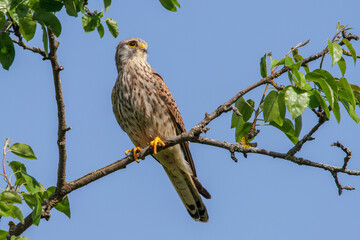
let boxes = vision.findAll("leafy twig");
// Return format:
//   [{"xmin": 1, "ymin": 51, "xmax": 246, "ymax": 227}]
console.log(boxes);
[{"xmin": 2, "ymin": 139, "xmax": 14, "ymax": 190}]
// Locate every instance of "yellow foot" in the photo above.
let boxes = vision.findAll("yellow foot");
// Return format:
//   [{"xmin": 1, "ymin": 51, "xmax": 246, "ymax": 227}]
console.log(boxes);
[
  {"xmin": 125, "ymin": 146, "xmax": 142, "ymax": 162},
  {"xmin": 150, "ymin": 136, "xmax": 166, "ymax": 154}
]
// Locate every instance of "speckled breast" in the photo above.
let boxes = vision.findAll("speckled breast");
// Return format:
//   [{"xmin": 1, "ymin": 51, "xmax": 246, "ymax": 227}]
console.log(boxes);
[{"xmin": 112, "ymin": 64, "xmax": 176, "ymax": 147}]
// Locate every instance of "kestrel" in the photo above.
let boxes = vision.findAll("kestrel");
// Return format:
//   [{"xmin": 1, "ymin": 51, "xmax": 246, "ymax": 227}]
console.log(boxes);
[{"xmin": 111, "ymin": 38, "xmax": 211, "ymax": 222}]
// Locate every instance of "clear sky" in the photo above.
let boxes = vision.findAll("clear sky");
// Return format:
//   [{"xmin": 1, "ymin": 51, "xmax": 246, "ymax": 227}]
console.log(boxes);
[{"xmin": 1, "ymin": 0, "xmax": 360, "ymax": 239}]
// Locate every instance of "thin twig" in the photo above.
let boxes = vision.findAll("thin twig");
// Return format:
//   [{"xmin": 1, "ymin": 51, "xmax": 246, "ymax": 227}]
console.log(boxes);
[
  {"xmin": 331, "ymin": 171, "xmax": 355, "ymax": 195},
  {"xmin": 287, "ymin": 117, "xmax": 327, "ymax": 157},
  {"xmin": 331, "ymin": 141, "xmax": 352, "ymax": 170},
  {"xmin": 11, "ymin": 38, "xmax": 47, "ymax": 59},
  {"xmin": 2, "ymin": 139, "xmax": 14, "ymax": 190}
]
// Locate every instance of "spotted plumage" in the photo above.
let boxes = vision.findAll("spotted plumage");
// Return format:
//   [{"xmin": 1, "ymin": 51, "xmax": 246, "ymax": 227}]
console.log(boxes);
[{"xmin": 112, "ymin": 38, "xmax": 210, "ymax": 222}]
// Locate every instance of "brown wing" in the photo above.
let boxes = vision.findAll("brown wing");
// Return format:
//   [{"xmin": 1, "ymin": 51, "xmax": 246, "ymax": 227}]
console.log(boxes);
[
  {"xmin": 151, "ymin": 70, "xmax": 196, "ymax": 174},
  {"xmin": 152, "ymin": 70, "xmax": 211, "ymax": 199}
]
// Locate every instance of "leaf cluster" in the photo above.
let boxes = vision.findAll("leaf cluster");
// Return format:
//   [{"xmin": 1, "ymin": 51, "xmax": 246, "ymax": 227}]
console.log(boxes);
[
  {"xmin": 232, "ymin": 25, "xmax": 359, "ymax": 144},
  {"xmin": 0, "ymin": 141, "xmax": 70, "ymax": 240},
  {"xmin": 0, "ymin": 0, "xmax": 119, "ymax": 70}
]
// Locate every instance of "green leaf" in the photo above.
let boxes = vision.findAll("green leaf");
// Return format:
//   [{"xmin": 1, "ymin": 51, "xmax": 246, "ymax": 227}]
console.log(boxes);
[
  {"xmin": 332, "ymin": 43, "xmax": 343, "ymax": 66},
  {"xmin": 97, "ymin": 23, "xmax": 104, "ymax": 38},
  {"xmin": 308, "ymin": 92, "xmax": 320, "ymax": 109},
  {"xmin": 55, "ymin": 195, "xmax": 71, "ymax": 218},
  {"xmin": 172, "ymin": 0, "xmax": 180, "ymax": 7},
  {"xmin": 105, "ymin": 18, "xmax": 118, "ymax": 38},
  {"xmin": 260, "ymin": 53, "xmax": 267, "ymax": 78},
  {"xmin": 19, "ymin": 13, "xmax": 37, "ymax": 41},
  {"xmin": 9, "ymin": 3, "xmax": 29, "ymax": 24},
  {"xmin": 270, "ymin": 119, "xmax": 299, "ymax": 144},
  {"xmin": 340, "ymin": 98, "xmax": 359, "ymax": 123},
  {"xmin": 0, "ymin": 202, "xmax": 10, "ymax": 217},
  {"xmin": 285, "ymin": 57, "xmax": 301, "ymax": 71},
  {"xmin": 8, "ymin": 204, "xmax": 24, "ymax": 224},
  {"xmin": 33, "ymin": 11, "xmax": 62, "ymax": 37},
  {"xmin": 337, "ymin": 57, "xmax": 346, "ymax": 76},
  {"xmin": 9, "ymin": 143, "xmax": 37, "ymax": 159},
  {"xmin": 0, "ymin": 12, "xmax": 5, "ymax": 29},
  {"xmin": 351, "ymin": 84, "xmax": 360, "ymax": 92},
  {"xmin": 263, "ymin": 90, "xmax": 285, "ymax": 126},
  {"xmin": 270, "ymin": 59, "xmax": 279, "ymax": 70},
  {"xmin": 313, "ymin": 90, "xmax": 331, "ymax": 118},
  {"xmin": 0, "ymin": 32, "xmax": 15, "ymax": 70},
  {"xmin": 0, "ymin": 191, "xmax": 22, "ymax": 204},
  {"xmin": 332, "ymin": 97, "xmax": 341, "ymax": 123},
  {"xmin": 327, "ymin": 40, "xmax": 342, "ymax": 66},
  {"xmin": 294, "ymin": 115, "xmax": 302, "ymax": 138},
  {"xmin": 104, "ymin": 0, "xmax": 111, "ymax": 12},
  {"xmin": 41, "ymin": 24, "xmax": 48, "ymax": 56},
  {"xmin": 39, "ymin": 0, "xmax": 63, "ymax": 12},
  {"xmin": 354, "ymin": 91, "xmax": 360, "ymax": 107},
  {"xmin": 231, "ymin": 97, "xmax": 254, "ymax": 128},
  {"xmin": 41, "ymin": 186, "xmax": 56, "ymax": 201},
  {"xmin": 314, "ymin": 69, "xmax": 337, "ymax": 93},
  {"xmin": 337, "ymin": 22, "xmax": 344, "ymax": 30},
  {"xmin": 9, "ymin": 161, "xmax": 27, "ymax": 185},
  {"xmin": 159, "ymin": 0, "xmax": 179, "ymax": 11},
  {"xmin": 231, "ymin": 98, "xmax": 254, "ymax": 142},
  {"xmin": 306, "ymin": 71, "xmax": 334, "ymax": 107},
  {"xmin": 338, "ymin": 77, "xmax": 356, "ymax": 107},
  {"xmin": 342, "ymin": 38, "xmax": 357, "ymax": 64},
  {"xmin": 63, "ymin": 0, "xmax": 78, "ymax": 17},
  {"xmin": 81, "ymin": 14, "xmax": 99, "ymax": 33},
  {"xmin": 32, "ymin": 197, "xmax": 42, "ymax": 226},
  {"xmin": 284, "ymin": 86, "xmax": 310, "ymax": 119},
  {"xmin": 0, "ymin": 230, "xmax": 8, "ymax": 239},
  {"xmin": 21, "ymin": 171, "xmax": 43, "ymax": 194},
  {"xmin": 328, "ymin": 40, "xmax": 334, "ymax": 63},
  {"xmin": 235, "ymin": 120, "xmax": 252, "ymax": 142},
  {"xmin": 11, "ymin": 236, "xmax": 30, "ymax": 240},
  {"xmin": 23, "ymin": 193, "xmax": 37, "ymax": 209},
  {"xmin": 9, "ymin": 0, "xmax": 23, "ymax": 10}
]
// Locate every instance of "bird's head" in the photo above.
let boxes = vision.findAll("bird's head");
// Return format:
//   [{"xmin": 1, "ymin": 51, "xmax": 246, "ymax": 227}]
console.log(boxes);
[{"xmin": 115, "ymin": 38, "xmax": 148, "ymax": 71}]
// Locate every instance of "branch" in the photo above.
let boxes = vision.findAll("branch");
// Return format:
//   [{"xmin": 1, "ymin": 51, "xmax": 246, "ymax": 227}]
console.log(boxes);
[
  {"xmin": 11, "ymin": 38, "xmax": 47, "ymax": 59},
  {"xmin": 331, "ymin": 141, "xmax": 352, "ymax": 170},
  {"xmin": 287, "ymin": 116, "xmax": 327, "ymax": 157},
  {"xmin": 47, "ymin": 28, "xmax": 70, "ymax": 190}
]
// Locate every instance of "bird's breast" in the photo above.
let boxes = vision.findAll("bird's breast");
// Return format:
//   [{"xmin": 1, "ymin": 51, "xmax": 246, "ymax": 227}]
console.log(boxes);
[{"xmin": 112, "ymin": 69, "xmax": 176, "ymax": 147}]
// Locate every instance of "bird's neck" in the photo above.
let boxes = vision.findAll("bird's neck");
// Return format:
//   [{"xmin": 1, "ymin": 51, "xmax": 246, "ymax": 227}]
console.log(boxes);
[{"xmin": 118, "ymin": 56, "xmax": 150, "ymax": 74}]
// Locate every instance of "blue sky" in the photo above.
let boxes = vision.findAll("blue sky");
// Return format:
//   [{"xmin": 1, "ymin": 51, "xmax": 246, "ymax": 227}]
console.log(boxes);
[{"xmin": 1, "ymin": 0, "xmax": 360, "ymax": 239}]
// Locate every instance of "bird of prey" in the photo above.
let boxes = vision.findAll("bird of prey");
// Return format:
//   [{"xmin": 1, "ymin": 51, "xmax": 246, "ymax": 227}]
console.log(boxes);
[{"xmin": 111, "ymin": 38, "xmax": 211, "ymax": 222}]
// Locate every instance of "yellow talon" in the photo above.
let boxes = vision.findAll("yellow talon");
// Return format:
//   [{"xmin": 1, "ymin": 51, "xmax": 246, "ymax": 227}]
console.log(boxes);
[
  {"xmin": 240, "ymin": 137, "xmax": 253, "ymax": 149},
  {"xmin": 125, "ymin": 146, "xmax": 142, "ymax": 162},
  {"xmin": 150, "ymin": 136, "xmax": 165, "ymax": 154}
]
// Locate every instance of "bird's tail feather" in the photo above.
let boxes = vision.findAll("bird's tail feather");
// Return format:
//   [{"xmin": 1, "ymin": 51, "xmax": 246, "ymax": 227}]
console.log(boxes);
[{"xmin": 163, "ymin": 167, "xmax": 209, "ymax": 222}]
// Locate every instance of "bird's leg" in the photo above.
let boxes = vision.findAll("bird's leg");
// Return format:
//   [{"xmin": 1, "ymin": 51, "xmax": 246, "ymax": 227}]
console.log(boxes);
[
  {"xmin": 150, "ymin": 136, "xmax": 166, "ymax": 154},
  {"xmin": 125, "ymin": 146, "xmax": 142, "ymax": 162}
]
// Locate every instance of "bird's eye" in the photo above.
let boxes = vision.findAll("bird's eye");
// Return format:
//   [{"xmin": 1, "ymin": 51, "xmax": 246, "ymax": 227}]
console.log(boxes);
[{"xmin": 128, "ymin": 41, "xmax": 137, "ymax": 47}]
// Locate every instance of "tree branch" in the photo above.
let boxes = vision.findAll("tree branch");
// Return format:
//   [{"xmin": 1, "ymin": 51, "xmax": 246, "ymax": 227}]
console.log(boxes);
[
  {"xmin": 286, "ymin": 116, "xmax": 327, "ymax": 157},
  {"xmin": 47, "ymin": 28, "xmax": 69, "ymax": 190},
  {"xmin": 11, "ymin": 38, "xmax": 47, "ymax": 59}
]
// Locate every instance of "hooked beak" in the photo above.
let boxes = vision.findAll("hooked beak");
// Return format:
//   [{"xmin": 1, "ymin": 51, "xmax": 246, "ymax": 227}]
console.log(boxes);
[{"xmin": 138, "ymin": 44, "xmax": 147, "ymax": 53}]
